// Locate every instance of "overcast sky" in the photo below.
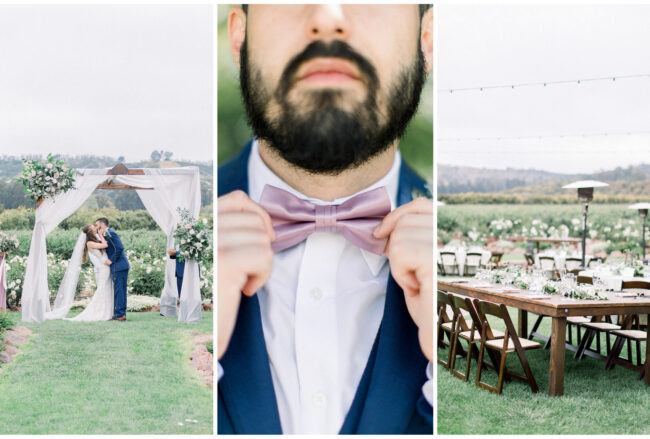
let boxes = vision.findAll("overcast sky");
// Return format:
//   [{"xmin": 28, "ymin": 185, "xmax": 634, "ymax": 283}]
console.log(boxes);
[
  {"xmin": 0, "ymin": 5, "xmax": 212, "ymax": 162},
  {"xmin": 437, "ymin": 4, "xmax": 650, "ymax": 174}
]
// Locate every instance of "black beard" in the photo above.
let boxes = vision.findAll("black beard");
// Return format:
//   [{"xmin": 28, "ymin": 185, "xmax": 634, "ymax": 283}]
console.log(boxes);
[{"xmin": 240, "ymin": 39, "xmax": 426, "ymax": 175}]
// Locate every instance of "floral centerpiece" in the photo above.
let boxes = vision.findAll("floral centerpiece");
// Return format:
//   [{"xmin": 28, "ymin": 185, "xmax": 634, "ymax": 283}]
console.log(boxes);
[
  {"xmin": 16, "ymin": 153, "xmax": 79, "ymax": 202},
  {"xmin": 542, "ymin": 280, "xmax": 608, "ymax": 301},
  {"xmin": 0, "ymin": 232, "xmax": 19, "ymax": 254},
  {"xmin": 173, "ymin": 208, "xmax": 211, "ymax": 263}
]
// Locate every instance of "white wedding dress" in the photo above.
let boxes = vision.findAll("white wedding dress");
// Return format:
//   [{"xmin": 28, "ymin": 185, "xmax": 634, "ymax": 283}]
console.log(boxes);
[{"xmin": 65, "ymin": 248, "xmax": 114, "ymax": 322}]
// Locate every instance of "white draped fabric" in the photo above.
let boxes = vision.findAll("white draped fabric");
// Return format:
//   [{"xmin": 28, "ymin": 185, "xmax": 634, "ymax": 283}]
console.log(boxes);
[
  {"xmin": 112, "ymin": 168, "xmax": 202, "ymax": 323},
  {"xmin": 21, "ymin": 167, "xmax": 203, "ymax": 323},
  {"xmin": 21, "ymin": 171, "xmax": 108, "ymax": 322},
  {"xmin": 44, "ymin": 232, "xmax": 87, "ymax": 320}
]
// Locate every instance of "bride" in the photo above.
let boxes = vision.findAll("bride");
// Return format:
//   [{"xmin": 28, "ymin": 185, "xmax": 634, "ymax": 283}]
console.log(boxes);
[
  {"xmin": 45, "ymin": 224, "xmax": 114, "ymax": 321},
  {"xmin": 65, "ymin": 224, "xmax": 114, "ymax": 321}
]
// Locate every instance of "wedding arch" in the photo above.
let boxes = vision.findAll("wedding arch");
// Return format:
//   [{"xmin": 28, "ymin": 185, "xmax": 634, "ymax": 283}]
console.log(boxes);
[{"xmin": 20, "ymin": 164, "xmax": 203, "ymax": 323}]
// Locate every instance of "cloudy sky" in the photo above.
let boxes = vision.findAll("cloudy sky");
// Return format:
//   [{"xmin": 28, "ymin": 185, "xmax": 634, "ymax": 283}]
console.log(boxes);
[
  {"xmin": 0, "ymin": 5, "xmax": 212, "ymax": 162},
  {"xmin": 437, "ymin": 4, "xmax": 650, "ymax": 174}
]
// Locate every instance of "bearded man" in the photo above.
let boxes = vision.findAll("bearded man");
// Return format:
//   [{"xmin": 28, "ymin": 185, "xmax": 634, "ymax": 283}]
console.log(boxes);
[{"xmin": 217, "ymin": 4, "xmax": 433, "ymax": 434}]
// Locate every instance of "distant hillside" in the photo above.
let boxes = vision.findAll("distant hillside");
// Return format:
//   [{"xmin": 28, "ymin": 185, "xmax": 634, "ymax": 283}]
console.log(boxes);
[
  {"xmin": 439, "ymin": 163, "xmax": 650, "ymax": 195},
  {"xmin": 0, "ymin": 153, "xmax": 213, "ymax": 210},
  {"xmin": 438, "ymin": 164, "xmax": 578, "ymax": 193}
]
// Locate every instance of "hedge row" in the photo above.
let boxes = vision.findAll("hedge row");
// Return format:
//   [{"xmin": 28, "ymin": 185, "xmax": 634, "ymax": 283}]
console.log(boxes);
[{"xmin": 0, "ymin": 207, "xmax": 213, "ymax": 231}]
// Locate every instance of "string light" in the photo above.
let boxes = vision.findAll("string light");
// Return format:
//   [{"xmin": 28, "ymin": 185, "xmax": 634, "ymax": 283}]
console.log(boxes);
[{"xmin": 441, "ymin": 73, "xmax": 650, "ymax": 94}]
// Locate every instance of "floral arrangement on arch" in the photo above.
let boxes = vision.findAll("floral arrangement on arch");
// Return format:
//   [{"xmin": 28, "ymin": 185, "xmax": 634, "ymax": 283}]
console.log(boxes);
[
  {"xmin": 173, "ymin": 208, "xmax": 211, "ymax": 263},
  {"xmin": 0, "ymin": 232, "xmax": 19, "ymax": 254},
  {"xmin": 16, "ymin": 153, "xmax": 79, "ymax": 202}
]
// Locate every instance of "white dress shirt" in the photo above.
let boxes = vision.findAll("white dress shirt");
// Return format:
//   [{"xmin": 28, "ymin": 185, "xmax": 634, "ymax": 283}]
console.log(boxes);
[{"xmin": 220, "ymin": 140, "xmax": 432, "ymax": 434}]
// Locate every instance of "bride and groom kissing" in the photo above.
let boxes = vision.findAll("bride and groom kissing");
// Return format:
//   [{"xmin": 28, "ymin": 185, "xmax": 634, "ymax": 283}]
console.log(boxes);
[{"xmin": 70, "ymin": 218, "xmax": 129, "ymax": 322}]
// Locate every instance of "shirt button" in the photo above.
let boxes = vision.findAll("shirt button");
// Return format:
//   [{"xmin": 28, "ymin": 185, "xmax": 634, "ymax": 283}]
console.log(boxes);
[
  {"xmin": 312, "ymin": 391, "xmax": 327, "ymax": 407},
  {"xmin": 310, "ymin": 287, "xmax": 323, "ymax": 300}
]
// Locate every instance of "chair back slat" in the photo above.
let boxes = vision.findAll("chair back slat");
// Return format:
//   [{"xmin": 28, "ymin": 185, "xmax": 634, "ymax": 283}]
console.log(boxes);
[
  {"xmin": 622, "ymin": 280, "xmax": 650, "ymax": 290},
  {"xmin": 577, "ymin": 275, "xmax": 593, "ymax": 285}
]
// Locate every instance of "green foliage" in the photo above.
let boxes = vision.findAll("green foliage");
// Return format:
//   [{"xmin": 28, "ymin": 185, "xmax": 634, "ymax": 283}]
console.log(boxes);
[
  {"xmin": 440, "ymin": 193, "xmax": 650, "ymax": 205},
  {"xmin": 1, "ymin": 154, "xmax": 214, "ymax": 209},
  {"xmin": 127, "ymin": 252, "xmax": 166, "ymax": 297},
  {"xmin": 0, "ymin": 206, "xmax": 35, "ymax": 229},
  {"xmin": 1, "ymin": 207, "xmax": 214, "ymax": 233},
  {"xmin": 0, "ymin": 312, "xmax": 15, "ymax": 333},
  {"xmin": 16, "ymin": 153, "xmax": 79, "ymax": 201},
  {"xmin": 206, "ymin": 341, "xmax": 213, "ymax": 354},
  {"xmin": 438, "ymin": 204, "xmax": 647, "ymax": 255}
]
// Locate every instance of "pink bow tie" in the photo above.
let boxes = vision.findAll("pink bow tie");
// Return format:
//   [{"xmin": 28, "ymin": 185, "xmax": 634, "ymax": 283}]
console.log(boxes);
[{"xmin": 259, "ymin": 185, "xmax": 392, "ymax": 255}]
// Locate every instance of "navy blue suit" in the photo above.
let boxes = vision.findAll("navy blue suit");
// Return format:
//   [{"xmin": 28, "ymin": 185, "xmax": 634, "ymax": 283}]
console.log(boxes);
[
  {"xmin": 169, "ymin": 253, "xmax": 200, "ymax": 297},
  {"xmin": 217, "ymin": 141, "xmax": 433, "ymax": 434},
  {"xmin": 104, "ymin": 228, "xmax": 130, "ymax": 318}
]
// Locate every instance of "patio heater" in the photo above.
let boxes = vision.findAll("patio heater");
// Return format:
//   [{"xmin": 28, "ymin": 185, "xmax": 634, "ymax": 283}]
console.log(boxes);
[
  {"xmin": 628, "ymin": 202, "xmax": 650, "ymax": 261},
  {"xmin": 562, "ymin": 180, "xmax": 609, "ymax": 269}
]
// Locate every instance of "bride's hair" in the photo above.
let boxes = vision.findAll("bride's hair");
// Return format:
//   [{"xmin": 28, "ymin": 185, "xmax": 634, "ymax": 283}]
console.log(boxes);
[{"xmin": 82, "ymin": 224, "xmax": 101, "ymax": 263}]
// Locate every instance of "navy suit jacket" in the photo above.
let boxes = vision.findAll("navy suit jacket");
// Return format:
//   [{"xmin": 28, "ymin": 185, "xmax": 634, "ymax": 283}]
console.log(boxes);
[
  {"xmin": 169, "ymin": 253, "xmax": 185, "ymax": 278},
  {"xmin": 104, "ymin": 228, "xmax": 130, "ymax": 273},
  {"xmin": 217, "ymin": 141, "xmax": 433, "ymax": 434}
]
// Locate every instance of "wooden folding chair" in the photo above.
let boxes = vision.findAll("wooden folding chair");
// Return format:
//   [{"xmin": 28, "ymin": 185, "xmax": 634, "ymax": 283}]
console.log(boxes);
[
  {"xmin": 464, "ymin": 252, "xmax": 483, "ymax": 276},
  {"xmin": 437, "ymin": 291, "xmax": 456, "ymax": 369},
  {"xmin": 449, "ymin": 294, "xmax": 504, "ymax": 381},
  {"xmin": 564, "ymin": 257, "xmax": 582, "ymax": 272},
  {"xmin": 605, "ymin": 315, "xmax": 647, "ymax": 379},
  {"xmin": 587, "ymin": 256, "xmax": 606, "ymax": 268},
  {"xmin": 604, "ymin": 280, "xmax": 650, "ymax": 378},
  {"xmin": 474, "ymin": 299, "xmax": 542, "ymax": 394},
  {"xmin": 439, "ymin": 251, "xmax": 459, "ymax": 276}
]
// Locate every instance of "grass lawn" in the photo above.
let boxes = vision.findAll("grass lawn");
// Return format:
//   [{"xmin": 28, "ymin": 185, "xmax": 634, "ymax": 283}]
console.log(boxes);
[
  {"xmin": 0, "ymin": 311, "xmax": 213, "ymax": 434},
  {"xmin": 438, "ymin": 308, "xmax": 649, "ymax": 435}
]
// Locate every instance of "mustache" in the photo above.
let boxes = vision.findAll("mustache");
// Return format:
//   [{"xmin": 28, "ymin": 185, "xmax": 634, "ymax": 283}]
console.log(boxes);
[{"xmin": 277, "ymin": 40, "xmax": 379, "ymax": 97}]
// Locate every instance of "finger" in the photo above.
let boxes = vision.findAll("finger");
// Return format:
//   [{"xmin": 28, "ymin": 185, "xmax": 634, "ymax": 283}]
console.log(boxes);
[
  {"xmin": 391, "ymin": 213, "xmax": 433, "ymax": 232},
  {"xmin": 218, "ymin": 190, "xmax": 275, "ymax": 240},
  {"xmin": 374, "ymin": 198, "xmax": 433, "ymax": 238},
  {"xmin": 385, "ymin": 226, "xmax": 433, "ymax": 256},
  {"xmin": 218, "ymin": 229, "xmax": 272, "ymax": 249},
  {"xmin": 219, "ymin": 244, "xmax": 273, "ymax": 296},
  {"xmin": 218, "ymin": 211, "xmax": 269, "ymax": 232}
]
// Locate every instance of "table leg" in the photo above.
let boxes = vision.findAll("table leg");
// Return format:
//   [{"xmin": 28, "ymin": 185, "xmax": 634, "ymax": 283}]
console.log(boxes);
[
  {"xmin": 549, "ymin": 316, "xmax": 567, "ymax": 396},
  {"xmin": 645, "ymin": 314, "xmax": 650, "ymax": 386},
  {"xmin": 518, "ymin": 310, "xmax": 528, "ymax": 337}
]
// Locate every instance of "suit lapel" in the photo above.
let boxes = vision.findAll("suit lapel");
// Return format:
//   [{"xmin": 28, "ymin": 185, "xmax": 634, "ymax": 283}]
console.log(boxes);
[
  {"xmin": 219, "ymin": 295, "xmax": 283, "ymax": 434},
  {"xmin": 217, "ymin": 141, "xmax": 283, "ymax": 434},
  {"xmin": 341, "ymin": 162, "xmax": 430, "ymax": 434}
]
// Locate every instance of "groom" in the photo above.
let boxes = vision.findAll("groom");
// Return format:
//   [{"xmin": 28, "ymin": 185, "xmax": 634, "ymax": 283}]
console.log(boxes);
[{"xmin": 95, "ymin": 218, "xmax": 130, "ymax": 321}]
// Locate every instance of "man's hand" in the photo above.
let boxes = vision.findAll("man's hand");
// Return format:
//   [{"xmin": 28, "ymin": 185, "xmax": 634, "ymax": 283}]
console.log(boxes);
[
  {"xmin": 104, "ymin": 260, "xmax": 112, "ymax": 266},
  {"xmin": 167, "ymin": 249, "xmax": 177, "ymax": 257},
  {"xmin": 218, "ymin": 190, "xmax": 275, "ymax": 359},
  {"xmin": 374, "ymin": 198, "xmax": 433, "ymax": 362}
]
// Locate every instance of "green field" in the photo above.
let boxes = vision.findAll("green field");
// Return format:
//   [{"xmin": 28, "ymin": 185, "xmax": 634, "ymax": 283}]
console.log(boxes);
[
  {"xmin": 0, "ymin": 311, "xmax": 213, "ymax": 434},
  {"xmin": 438, "ymin": 204, "xmax": 646, "ymax": 255},
  {"xmin": 437, "ymin": 307, "xmax": 649, "ymax": 435}
]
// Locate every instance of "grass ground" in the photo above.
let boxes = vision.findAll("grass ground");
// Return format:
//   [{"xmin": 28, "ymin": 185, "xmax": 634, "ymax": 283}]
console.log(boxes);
[
  {"xmin": 0, "ymin": 311, "xmax": 213, "ymax": 434},
  {"xmin": 437, "ymin": 308, "xmax": 649, "ymax": 434}
]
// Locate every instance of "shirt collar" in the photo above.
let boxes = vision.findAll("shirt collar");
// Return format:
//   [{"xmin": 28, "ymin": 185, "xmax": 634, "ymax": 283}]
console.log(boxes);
[{"xmin": 248, "ymin": 139, "xmax": 401, "ymax": 277}]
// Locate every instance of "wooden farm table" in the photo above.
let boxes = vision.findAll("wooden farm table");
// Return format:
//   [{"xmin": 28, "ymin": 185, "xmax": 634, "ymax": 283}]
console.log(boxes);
[
  {"xmin": 438, "ymin": 278, "xmax": 650, "ymax": 396},
  {"xmin": 527, "ymin": 237, "xmax": 582, "ymax": 252}
]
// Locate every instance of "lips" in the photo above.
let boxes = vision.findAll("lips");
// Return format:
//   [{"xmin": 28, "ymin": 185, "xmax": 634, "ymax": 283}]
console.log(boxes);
[{"xmin": 296, "ymin": 57, "xmax": 361, "ymax": 84}]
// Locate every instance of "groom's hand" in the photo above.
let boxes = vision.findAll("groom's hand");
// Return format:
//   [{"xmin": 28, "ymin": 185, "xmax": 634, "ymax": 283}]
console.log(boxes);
[
  {"xmin": 104, "ymin": 260, "xmax": 112, "ymax": 266},
  {"xmin": 374, "ymin": 198, "xmax": 433, "ymax": 362},
  {"xmin": 218, "ymin": 190, "xmax": 275, "ymax": 359}
]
